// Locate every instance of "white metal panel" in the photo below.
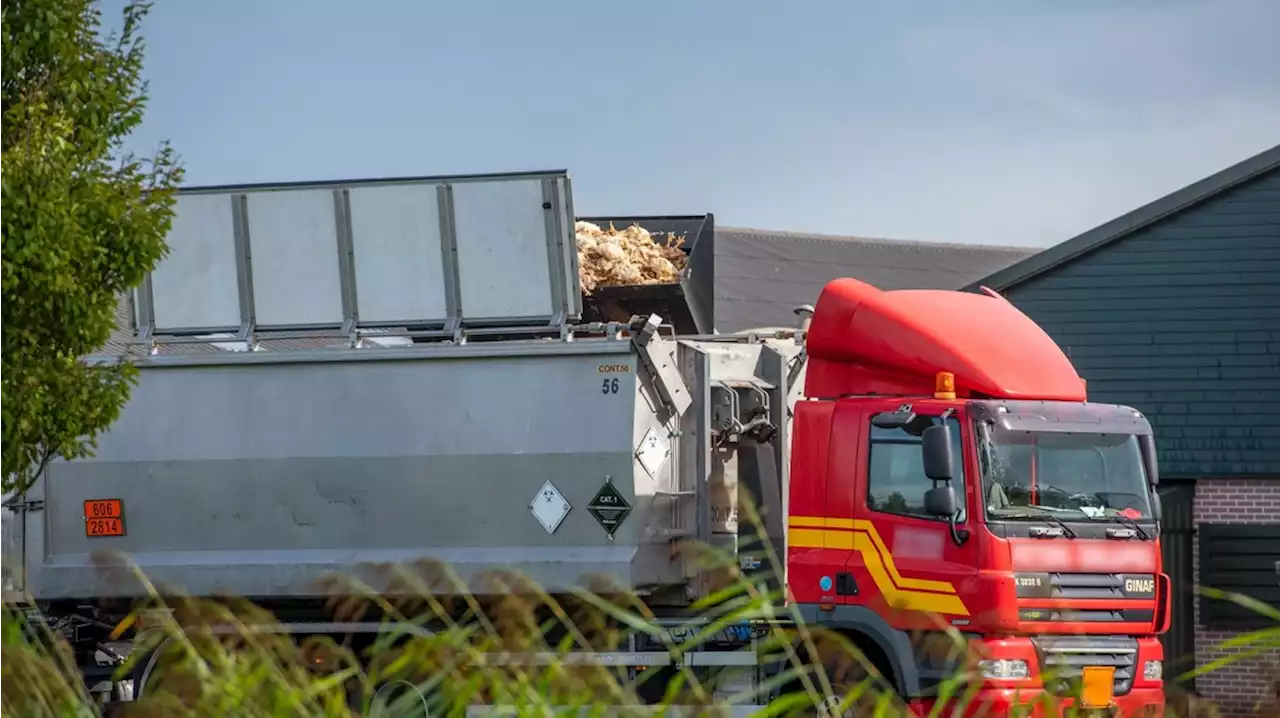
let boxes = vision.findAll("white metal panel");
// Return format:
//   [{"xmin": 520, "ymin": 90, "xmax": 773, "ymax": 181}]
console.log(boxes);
[
  {"xmin": 150, "ymin": 194, "xmax": 241, "ymax": 330},
  {"xmin": 557, "ymin": 177, "xmax": 583, "ymax": 317},
  {"xmin": 246, "ymin": 190, "xmax": 344, "ymax": 327},
  {"xmin": 451, "ymin": 179, "xmax": 553, "ymax": 320},
  {"xmin": 348, "ymin": 185, "xmax": 449, "ymax": 324}
]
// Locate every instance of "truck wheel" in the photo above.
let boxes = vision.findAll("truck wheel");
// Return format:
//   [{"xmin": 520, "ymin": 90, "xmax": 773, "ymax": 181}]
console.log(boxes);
[
  {"xmin": 813, "ymin": 651, "xmax": 884, "ymax": 717},
  {"xmin": 129, "ymin": 637, "xmax": 202, "ymax": 705},
  {"xmin": 368, "ymin": 679, "xmax": 433, "ymax": 717},
  {"xmin": 799, "ymin": 634, "xmax": 901, "ymax": 718},
  {"xmin": 130, "ymin": 639, "xmax": 168, "ymax": 701}
]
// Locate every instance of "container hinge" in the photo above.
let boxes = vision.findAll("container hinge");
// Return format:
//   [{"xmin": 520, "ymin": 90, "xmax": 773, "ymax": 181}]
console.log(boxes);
[
  {"xmin": 1, "ymin": 496, "xmax": 44, "ymax": 513},
  {"xmin": 711, "ymin": 381, "xmax": 777, "ymax": 445},
  {"xmin": 786, "ymin": 353, "xmax": 806, "ymax": 392},
  {"xmin": 630, "ymin": 314, "xmax": 692, "ymax": 417}
]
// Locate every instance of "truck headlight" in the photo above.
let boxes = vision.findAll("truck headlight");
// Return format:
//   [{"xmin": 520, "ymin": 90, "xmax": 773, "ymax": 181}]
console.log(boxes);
[
  {"xmin": 1144, "ymin": 660, "xmax": 1162, "ymax": 681},
  {"xmin": 979, "ymin": 658, "xmax": 1030, "ymax": 680}
]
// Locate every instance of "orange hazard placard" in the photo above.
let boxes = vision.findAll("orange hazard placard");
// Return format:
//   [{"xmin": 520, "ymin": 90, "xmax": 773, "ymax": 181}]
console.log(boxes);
[
  {"xmin": 84, "ymin": 499, "xmax": 122, "ymax": 518},
  {"xmin": 86, "ymin": 517, "xmax": 125, "ymax": 537},
  {"xmin": 84, "ymin": 499, "xmax": 125, "ymax": 537}
]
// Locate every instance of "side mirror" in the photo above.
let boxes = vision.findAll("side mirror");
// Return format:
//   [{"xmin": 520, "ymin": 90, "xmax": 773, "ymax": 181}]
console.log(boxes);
[
  {"xmin": 1140, "ymin": 435, "xmax": 1160, "ymax": 486},
  {"xmin": 921, "ymin": 424, "xmax": 954, "ymax": 481},
  {"xmin": 924, "ymin": 485, "xmax": 958, "ymax": 518}
]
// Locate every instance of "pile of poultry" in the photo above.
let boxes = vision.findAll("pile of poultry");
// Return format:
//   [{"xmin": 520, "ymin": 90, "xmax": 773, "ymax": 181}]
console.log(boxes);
[{"xmin": 574, "ymin": 221, "xmax": 687, "ymax": 293}]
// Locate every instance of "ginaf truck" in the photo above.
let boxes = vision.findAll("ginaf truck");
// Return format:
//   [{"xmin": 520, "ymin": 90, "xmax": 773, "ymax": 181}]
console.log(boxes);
[{"xmin": 3, "ymin": 170, "xmax": 1169, "ymax": 715}]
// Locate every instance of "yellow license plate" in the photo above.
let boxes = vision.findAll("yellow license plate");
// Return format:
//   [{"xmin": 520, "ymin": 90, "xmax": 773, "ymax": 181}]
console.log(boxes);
[{"xmin": 1080, "ymin": 665, "xmax": 1115, "ymax": 708}]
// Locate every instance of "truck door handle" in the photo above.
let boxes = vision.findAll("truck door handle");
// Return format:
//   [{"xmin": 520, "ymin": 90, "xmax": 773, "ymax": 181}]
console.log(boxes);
[{"xmin": 836, "ymin": 572, "xmax": 858, "ymax": 596}]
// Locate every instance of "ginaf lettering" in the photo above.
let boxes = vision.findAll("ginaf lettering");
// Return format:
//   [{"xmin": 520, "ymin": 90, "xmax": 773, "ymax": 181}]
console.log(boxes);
[{"xmin": 1125, "ymin": 578, "xmax": 1155, "ymax": 594}]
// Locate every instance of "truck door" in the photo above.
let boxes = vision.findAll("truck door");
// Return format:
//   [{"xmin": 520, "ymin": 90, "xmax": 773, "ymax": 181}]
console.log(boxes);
[{"xmin": 826, "ymin": 400, "xmax": 979, "ymax": 626}]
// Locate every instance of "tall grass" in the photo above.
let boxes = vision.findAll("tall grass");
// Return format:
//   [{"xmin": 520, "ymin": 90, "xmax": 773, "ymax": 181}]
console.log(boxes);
[{"xmin": 2, "ymin": 513, "xmax": 1276, "ymax": 718}]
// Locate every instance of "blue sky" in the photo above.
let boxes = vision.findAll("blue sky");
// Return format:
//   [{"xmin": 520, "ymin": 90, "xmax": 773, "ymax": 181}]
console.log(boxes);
[{"xmin": 115, "ymin": 0, "xmax": 1279, "ymax": 247}]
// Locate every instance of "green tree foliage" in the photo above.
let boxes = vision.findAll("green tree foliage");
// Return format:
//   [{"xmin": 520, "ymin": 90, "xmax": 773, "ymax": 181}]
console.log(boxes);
[{"xmin": 2, "ymin": 0, "xmax": 181, "ymax": 494}]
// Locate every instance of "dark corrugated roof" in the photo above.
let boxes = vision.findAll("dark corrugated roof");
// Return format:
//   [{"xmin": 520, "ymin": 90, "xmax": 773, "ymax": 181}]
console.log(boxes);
[
  {"xmin": 968, "ymin": 143, "xmax": 1280, "ymax": 293},
  {"xmin": 714, "ymin": 227, "xmax": 1038, "ymax": 333},
  {"xmin": 104, "ymin": 297, "xmax": 136, "ymax": 355}
]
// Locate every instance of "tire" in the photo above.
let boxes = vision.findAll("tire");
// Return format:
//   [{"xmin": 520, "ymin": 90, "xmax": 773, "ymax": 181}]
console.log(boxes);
[
  {"xmin": 367, "ymin": 679, "xmax": 434, "ymax": 717},
  {"xmin": 129, "ymin": 639, "xmax": 167, "ymax": 702},
  {"xmin": 800, "ymin": 633, "xmax": 903, "ymax": 718}
]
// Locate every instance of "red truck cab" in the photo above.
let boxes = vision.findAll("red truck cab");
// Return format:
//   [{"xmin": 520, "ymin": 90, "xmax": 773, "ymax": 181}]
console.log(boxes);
[{"xmin": 785, "ymin": 278, "xmax": 1168, "ymax": 715}]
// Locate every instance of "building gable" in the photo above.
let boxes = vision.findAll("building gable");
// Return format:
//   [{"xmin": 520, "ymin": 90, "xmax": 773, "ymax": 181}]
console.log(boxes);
[
  {"xmin": 972, "ymin": 144, "xmax": 1280, "ymax": 294},
  {"xmin": 988, "ymin": 160, "xmax": 1280, "ymax": 478}
]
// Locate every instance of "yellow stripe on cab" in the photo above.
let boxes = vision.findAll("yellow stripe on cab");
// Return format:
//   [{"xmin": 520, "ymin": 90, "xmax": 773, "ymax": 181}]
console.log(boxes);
[{"xmin": 787, "ymin": 515, "xmax": 970, "ymax": 616}]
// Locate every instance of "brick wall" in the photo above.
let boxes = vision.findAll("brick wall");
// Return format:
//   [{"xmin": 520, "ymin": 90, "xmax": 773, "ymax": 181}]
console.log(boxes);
[{"xmin": 1192, "ymin": 478, "xmax": 1280, "ymax": 716}]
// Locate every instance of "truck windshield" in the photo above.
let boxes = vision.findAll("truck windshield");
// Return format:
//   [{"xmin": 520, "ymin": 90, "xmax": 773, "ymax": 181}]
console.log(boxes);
[{"xmin": 977, "ymin": 423, "xmax": 1153, "ymax": 521}]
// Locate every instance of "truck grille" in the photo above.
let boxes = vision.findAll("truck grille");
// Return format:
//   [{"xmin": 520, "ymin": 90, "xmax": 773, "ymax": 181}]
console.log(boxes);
[
  {"xmin": 1019, "ymin": 607, "xmax": 1155, "ymax": 623},
  {"xmin": 1031, "ymin": 636, "xmax": 1138, "ymax": 697},
  {"xmin": 1015, "ymin": 572, "xmax": 1156, "ymax": 600}
]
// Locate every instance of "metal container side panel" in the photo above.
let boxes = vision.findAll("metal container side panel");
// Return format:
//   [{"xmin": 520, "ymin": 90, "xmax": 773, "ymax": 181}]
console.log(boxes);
[
  {"xmin": 246, "ymin": 189, "xmax": 346, "ymax": 327},
  {"xmin": 150, "ymin": 194, "xmax": 242, "ymax": 332},
  {"xmin": 346, "ymin": 184, "xmax": 450, "ymax": 324},
  {"xmin": 31, "ymin": 344, "xmax": 667, "ymax": 601},
  {"xmin": 1, "ymin": 489, "xmax": 21, "ymax": 593},
  {"xmin": 676, "ymin": 342, "xmax": 712, "ymax": 585},
  {"xmin": 450, "ymin": 179, "xmax": 557, "ymax": 321},
  {"xmin": 673, "ymin": 338, "xmax": 802, "ymax": 598},
  {"xmin": 775, "ymin": 344, "xmax": 805, "ymax": 547},
  {"xmin": 627, "ymin": 344, "xmax": 684, "ymax": 590},
  {"xmin": 137, "ymin": 171, "xmax": 581, "ymax": 345},
  {"xmin": 556, "ymin": 177, "xmax": 583, "ymax": 319}
]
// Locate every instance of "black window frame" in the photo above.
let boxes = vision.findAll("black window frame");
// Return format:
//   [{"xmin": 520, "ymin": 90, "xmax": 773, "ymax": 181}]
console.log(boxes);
[{"xmin": 865, "ymin": 412, "xmax": 968, "ymax": 523}]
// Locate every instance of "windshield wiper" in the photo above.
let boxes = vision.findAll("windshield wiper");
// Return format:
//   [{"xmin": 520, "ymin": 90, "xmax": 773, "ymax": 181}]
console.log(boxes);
[
  {"xmin": 996, "ymin": 508, "xmax": 1077, "ymax": 539},
  {"xmin": 1098, "ymin": 512, "xmax": 1150, "ymax": 540},
  {"xmin": 1034, "ymin": 511, "xmax": 1077, "ymax": 539}
]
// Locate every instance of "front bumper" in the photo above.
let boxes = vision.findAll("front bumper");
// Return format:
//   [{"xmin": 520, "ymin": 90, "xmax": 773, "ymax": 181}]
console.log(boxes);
[
  {"xmin": 908, "ymin": 687, "xmax": 1165, "ymax": 717},
  {"xmin": 905, "ymin": 634, "xmax": 1166, "ymax": 716}
]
